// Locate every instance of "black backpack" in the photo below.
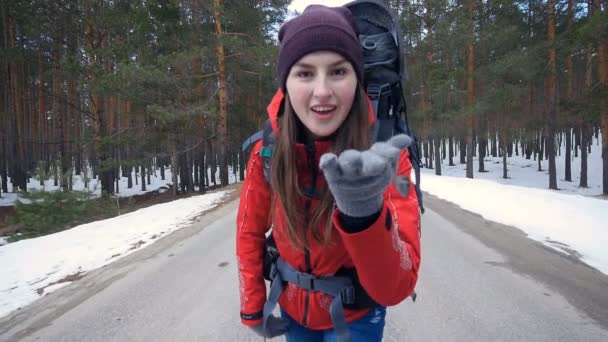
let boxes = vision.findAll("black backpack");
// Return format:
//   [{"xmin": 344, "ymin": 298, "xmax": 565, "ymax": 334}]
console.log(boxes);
[{"xmin": 241, "ymin": 0, "xmax": 425, "ymax": 213}]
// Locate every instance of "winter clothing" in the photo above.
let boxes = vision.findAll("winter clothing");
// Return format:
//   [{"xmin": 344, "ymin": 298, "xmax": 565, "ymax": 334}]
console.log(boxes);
[
  {"xmin": 277, "ymin": 5, "xmax": 364, "ymax": 90},
  {"xmin": 236, "ymin": 90, "xmax": 421, "ymax": 331},
  {"xmin": 320, "ymin": 135, "xmax": 413, "ymax": 218}
]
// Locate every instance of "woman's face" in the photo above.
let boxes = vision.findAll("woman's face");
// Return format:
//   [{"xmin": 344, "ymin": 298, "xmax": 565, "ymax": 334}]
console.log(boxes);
[{"xmin": 285, "ymin": 51, "xmax": 358, "ymax": 140}]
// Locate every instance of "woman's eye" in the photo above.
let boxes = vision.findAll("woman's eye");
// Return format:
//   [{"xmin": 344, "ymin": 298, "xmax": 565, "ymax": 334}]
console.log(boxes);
[
  {"xmin": 332, "ymin": 68, "xmax": 347, "ymax": 76},
  {"xmin": 296, "ymin": 71, "xmax": 312, "ymax": 78}
]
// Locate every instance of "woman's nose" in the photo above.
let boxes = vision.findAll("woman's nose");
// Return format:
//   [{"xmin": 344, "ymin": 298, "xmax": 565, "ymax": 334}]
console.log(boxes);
[{"xmin": 312, "ymin": 77, "xmax": 332, "ymax": 99}]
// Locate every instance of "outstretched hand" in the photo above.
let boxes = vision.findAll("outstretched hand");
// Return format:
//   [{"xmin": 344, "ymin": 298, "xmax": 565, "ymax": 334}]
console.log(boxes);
[{"xmin": 319, "ymin": 134, "xmax": 412, "ymax": 218}]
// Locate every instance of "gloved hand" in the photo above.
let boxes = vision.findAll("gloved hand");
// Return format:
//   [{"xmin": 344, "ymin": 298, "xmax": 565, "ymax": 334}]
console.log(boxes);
[
  {"xmin": 249, "ymin": 316, "xmax": 289, "ymax": 338},
  {"xmin": 319, "ymin": 134, "xmax": 412, "ymax": 218}
]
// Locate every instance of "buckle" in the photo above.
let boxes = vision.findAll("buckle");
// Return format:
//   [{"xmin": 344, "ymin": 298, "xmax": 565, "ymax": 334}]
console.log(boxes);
[
  {"xmin": 340, "ymin": 286, "xmax": 356, "ymax": 305},
  {"xmin": 297, "ymin": 272, "xmax": 316, "ymax": 291},
  {"xmin": 260, "ymin": 146, "xmax": 272, "ymax": 158},
  {"xmin": 367, "ymin": 83, "xmax": 392, "ymax": 99}
]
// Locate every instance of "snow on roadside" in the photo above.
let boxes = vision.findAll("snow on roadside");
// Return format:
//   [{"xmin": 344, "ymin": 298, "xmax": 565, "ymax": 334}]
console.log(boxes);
[
  {"xmin": 421, "ymin": 174, "xmax": 608, "ymax": 275},
  {"xmin": 0, "ymin": 190, "xmax": 230, "ymax": 319}
]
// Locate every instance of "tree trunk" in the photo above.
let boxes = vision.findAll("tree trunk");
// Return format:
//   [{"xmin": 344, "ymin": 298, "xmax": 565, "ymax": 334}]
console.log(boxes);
[
  {"xmin": 115, "ymin": 151, "xmax": 120, "ymax": 194},
  {"xmin": 449, "ymin": 136, "xmax": 455, "ymax": 166},
  {"xmin": 170, "ymin": 136, "xmax": 178, "ymax": 196},
  {"xmin": 84, "ymin": 6, "xmax": 113, "ymax": 195},
  {"xmin": 239, "ymin": 149, "xmax": 245, "ymax": 181},
  {"xmin": 194, "ymin": 156, "xmax": 200, "ymax": 187},
  {"xmin": 53, "ymin": 35, "xmax": 69, "ymax": 192},
  {"xmin": 208, "ymin": 139, "xmax": 217, "ymax": 186},
  {"xmin": 187, "ymin": 151, "xmax": 194, "ymax": 192},
  {"xmin": 546, "ymin": 0, "xmax": 558, "ymax": 190},
  {"xmin": 199, "ymin": 148, "xmax": 206, "ymax": 193},
  {"xmin": 478, "ymin": 114, "xmax": 486, "ymax": 172},
  {"xmin": 147, "ymin": 159, "xmax": 151, "ymax": 185},
  {"xmin": 460, "ymin": 138, "xmax": 466, "ymax": 164},
  {"xmin": 537, "ymin": 130, "xmax": 544, "ymax": 171},
  {"xmin": 580, "ymin": 2, "xmax": 593, "ymax": 189},
  {"xmin": 169, "ymin": 134, "xmax": 178, "ymax": 196},
  {"xmin": 37, "ymin": 50, "xmax": 45, "ymax": 163},
  {"xmin": 5, "ymin": 9, "xmax": 27, "ymax": 191},
  {"xmin": 1, "ymin": 1, "xmax": 9, "ymax": 195},
  {"xmin": 160, "ymin": 158, "xmax": 165, "ymax": 181},
  {"xmin": 423, "ymin": 140, "xmax": 429, "ymax": 168},
  {"xmin": 427, "ymin": 140, "xmax": 433, "ymax": 169},
  {"xmin": 0, "ymin": 135, "xmax": 4, "ymax": 195},
  {"xmin": 179, "ymin": 155, "xmax": 186, "ymax": 193},
  {"xmin": 140, "ymin": 164, "xmax": 146, "ymax": 192},
  {"xmin": 580, "ymin": 126, "xmax": 588, "ymax": 187},
  {"xmin": 595, "ymin": 0, "xmax": 608, "ymax": 194},
  {"xmin": 213, "ymin": 0, "xmax": 228, "ymax": 186},
  {"xmin": 434, "ymin": 138, "xmax": 441, "ymax": 175},
  {"xmin": 465, "ymin": 0, "xmax": 475, "ymax": 179},
  {"xmin": 565, "ymin": 129, "xmax": 572, "ymax": 182},
  {"xmin": 0, "ymin": 127, "xmax": 4, "ymax": 195},
  {"xmin": 127, "ymin": 165, "xmax": 133, "ymax": 188},
  {"xmin": 502, "ymin": 137, "xmax": 508, "ymax": 179}
]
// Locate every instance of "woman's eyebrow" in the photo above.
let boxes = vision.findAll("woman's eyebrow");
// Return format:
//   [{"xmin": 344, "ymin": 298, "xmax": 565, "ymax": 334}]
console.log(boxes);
[
  {"xmin": 329, "ymin": 59, "xmax": 348, "ymax": 66},
  {"xmin": 293, "ymin": 59, "xmax": 347, "ymax": 68}
]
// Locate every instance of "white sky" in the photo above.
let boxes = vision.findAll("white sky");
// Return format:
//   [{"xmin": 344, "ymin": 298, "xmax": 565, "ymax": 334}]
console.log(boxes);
[
  {"xmin": 0, "ymin": 135, "xmax": 606, "ymax": 320},
  {"xmin": 289, "ymin": 0, "xmax": 351, "ymax": 13}
]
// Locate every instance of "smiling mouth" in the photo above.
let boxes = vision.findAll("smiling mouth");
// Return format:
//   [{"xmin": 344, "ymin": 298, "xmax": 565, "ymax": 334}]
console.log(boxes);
[{"xmin": 311, "ymin": 105, "xmax": 337, "ymax": 115}]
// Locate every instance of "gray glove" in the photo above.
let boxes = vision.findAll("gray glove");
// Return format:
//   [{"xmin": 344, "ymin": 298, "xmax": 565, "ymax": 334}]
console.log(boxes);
[
  {"xmin": 249, "ymin": 316, "xmax": 289, "ymax": 339},
  {"xmin": 319, "ymin": 134, "xmax": 412, "ymax": 218}
]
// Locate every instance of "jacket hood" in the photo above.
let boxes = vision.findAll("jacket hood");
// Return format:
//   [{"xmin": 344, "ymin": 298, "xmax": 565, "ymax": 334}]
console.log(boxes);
[{"xmin": 266, "ymin": 88, "xmax": 376, "ymax": 136}]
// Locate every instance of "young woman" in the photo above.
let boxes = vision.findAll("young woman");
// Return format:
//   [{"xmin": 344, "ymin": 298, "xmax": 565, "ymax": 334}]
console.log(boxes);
[{"xmin": 236, "ymin": 5, "xmax": 421, "ymax": 341}]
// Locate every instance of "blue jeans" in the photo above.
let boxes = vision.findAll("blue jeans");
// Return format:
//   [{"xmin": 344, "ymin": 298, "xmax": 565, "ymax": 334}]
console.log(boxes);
[{"xmin": 280, "ymin": 307, "xmax": 386, "ymax": 342}]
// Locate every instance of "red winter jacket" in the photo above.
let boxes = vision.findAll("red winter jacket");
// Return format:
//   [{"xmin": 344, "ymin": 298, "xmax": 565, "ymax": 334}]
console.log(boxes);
[{"xmin": 236, "ymin": 89, "xmax": 421, "ymax": 330}]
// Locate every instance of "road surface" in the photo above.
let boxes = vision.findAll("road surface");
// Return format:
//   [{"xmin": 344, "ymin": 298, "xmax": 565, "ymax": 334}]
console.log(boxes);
[{"xmin": 1, "ymin": 193, "xmax": 607, "ymax": 341}]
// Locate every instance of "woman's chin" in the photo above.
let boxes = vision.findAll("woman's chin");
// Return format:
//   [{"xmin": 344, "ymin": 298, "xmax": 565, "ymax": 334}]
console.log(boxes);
[{"xmin": 307, "ymin": 126, "xmax": 338, "ymax": 140}]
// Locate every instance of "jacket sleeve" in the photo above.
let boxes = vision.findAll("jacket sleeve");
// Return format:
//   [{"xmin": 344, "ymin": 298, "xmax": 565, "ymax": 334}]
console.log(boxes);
[
  {"xmin": 236, "ymin": 141, "xmax": 272, "ymax": 326},
  {"xmin": 333, "ymin": 149, "xmax": 421, "ymax": 306}
]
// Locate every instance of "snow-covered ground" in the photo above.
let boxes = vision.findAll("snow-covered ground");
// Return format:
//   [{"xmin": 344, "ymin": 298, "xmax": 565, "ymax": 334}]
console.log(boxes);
[
  {"xmin": 418, "ymin": 135, "xmax": 607, "ymax": 275},
  {"xmin": 0, "ymin": 166, "xmax": 241, "ymax": 207},
  {"xmin": 423, "ymin": 135, "xmax": 604, "ymax": 196},
  {"xmin": 0, "ymin": 190, "xmax": 231, "ymax": 319},
  {"xmin": 0, "ymin": 135, "xmax": 605, "ymax": 321}
]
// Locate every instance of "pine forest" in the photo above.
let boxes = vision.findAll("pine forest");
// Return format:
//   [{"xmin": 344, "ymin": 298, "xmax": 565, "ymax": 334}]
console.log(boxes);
[{"xmin": 1, "ymin": 0, "xmax": 606, "ymax": 237}]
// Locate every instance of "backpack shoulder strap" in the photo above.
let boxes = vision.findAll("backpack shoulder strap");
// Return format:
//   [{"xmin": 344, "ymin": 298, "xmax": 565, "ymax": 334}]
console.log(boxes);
[
  {"xmin": 241, "ymin": 119, "xmax": 274, "ymax": 184},
  {"xmin": 260, "ymin": 120, "xmax": 274, "ymax": 182},
  {"xmin": 241, "ymin": 130, "xmax": 263, "ymax": 152}
]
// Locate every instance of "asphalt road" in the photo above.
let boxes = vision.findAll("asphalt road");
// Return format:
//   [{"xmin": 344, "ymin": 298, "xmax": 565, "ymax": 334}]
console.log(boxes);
[{"xmin": 1, "ymin": 193, "xmax": 607, "ymax": 341}]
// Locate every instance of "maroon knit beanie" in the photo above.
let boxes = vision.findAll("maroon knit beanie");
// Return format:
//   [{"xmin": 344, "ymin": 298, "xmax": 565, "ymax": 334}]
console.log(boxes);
[{"xmin": 277, "ymin": 5, "xmax": 363, "ymax": 90}]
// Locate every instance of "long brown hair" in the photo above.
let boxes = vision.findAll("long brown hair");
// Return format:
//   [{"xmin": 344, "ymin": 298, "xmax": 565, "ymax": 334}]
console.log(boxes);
[{"xmin": 270, "ymin": 85, "xmax": 371, "ymax": 251}]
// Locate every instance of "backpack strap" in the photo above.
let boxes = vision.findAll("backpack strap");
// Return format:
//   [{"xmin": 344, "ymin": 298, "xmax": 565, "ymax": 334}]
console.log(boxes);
[
  {"xmin": 368, "ymin": 83, "xmax": 395, "ymax": 143},
  {"xmin": 240, "ymin": 119, "xmax": 274, "ymax": 183},
  {"xmin": 262, "ymin": 232, "xmax": 381, "ymax": 342},
  {"xmin": 241, "ymin": 130, "xmax": 263, "ymax": 153},
  {"xmin": 397, "ymin": 82, "xmax": 425, "ymax": 215},
  {"xmin": 260, "ymin": 120, "xmax": 274, "ymax": 182},
  {"xmin": 264, "ymin": 255, "xmax": 356, "ymax": 342}
]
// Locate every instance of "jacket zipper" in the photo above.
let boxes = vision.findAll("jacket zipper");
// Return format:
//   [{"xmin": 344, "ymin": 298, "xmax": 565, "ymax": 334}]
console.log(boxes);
[{"xmin": 301, "ymin": 142, "xmax": 316, "ymax": 327}]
